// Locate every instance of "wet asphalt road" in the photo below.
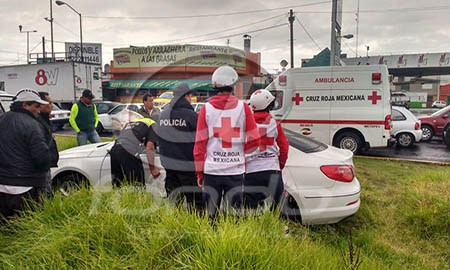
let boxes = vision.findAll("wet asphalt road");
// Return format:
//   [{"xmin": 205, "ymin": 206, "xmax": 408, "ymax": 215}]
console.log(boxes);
[{"xmin": 360, "ymin": 138, "xmax": 450, "ymax": 163}]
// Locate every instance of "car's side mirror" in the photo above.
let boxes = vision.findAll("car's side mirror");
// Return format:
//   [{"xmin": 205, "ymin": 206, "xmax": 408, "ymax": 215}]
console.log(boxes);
[{"xmin": 442, "ymin": 114, "xmax": 449, "ymax": 119}]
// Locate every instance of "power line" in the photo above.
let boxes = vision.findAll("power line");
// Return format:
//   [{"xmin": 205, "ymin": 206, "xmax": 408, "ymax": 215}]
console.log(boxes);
[
  {"xmin": 183, "ymin": 23, "xmax": 288, "ymax": 44},
  {"xmin": 295, "ymin": 17, "xmax": 322, "ymax": 50},
  {"xmin": 84, "ymin": 1, "xmax": 330, "ymax": 19},
  {"xmin": 252, "ymin": 14, "xmax": 288, "ymax": 39},
  {"xmin": 130, "ymin": 14, "xmax": 286, "ymax": 46}
]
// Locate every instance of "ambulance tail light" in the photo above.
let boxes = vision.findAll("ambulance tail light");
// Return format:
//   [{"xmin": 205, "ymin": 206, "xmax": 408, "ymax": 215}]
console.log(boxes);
[
  {"xmin": 385, "ymin": 114, "xmax": 392, "ymax": 130},
  {"xmin": 414, "ymin": 122, "xmax": 420, "ymax": 130},
  {"xmin": 279, "ymin": 75, "xmax": 287, "ymax": 86},
  {"xmin": 372, "ymin": 73, "xmax": 382, "ymax": 84},
  {"xmin": 320, "ymin": 165, "xmax": 354, "ymax": 182}
]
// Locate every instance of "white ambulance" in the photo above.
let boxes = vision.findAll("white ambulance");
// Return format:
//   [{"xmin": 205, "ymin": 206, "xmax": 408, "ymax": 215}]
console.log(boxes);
[{"xmin": 266, "ymin": 65, "xmax": 393, "ymax": 153}]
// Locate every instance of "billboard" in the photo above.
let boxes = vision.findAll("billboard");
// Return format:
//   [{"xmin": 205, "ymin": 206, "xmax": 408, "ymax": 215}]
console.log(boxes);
[
  {"xmin": 343, "ymin": 52, "xmax": 450, "ymax": 68},
  {"xmin": 65, "ymin": 42, "xmax": 102, "ymax": 65},
  {"xmin": 113, "ymin": 44, "xmax": 247, "ymax": 70}
]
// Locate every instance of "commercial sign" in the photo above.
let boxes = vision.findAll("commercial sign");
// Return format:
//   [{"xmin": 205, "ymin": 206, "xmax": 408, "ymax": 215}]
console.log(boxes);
[
  {"xmin": 343, "ymin": 52, "xmax": 450, "ymax": 68},
  {"xmin": 108, "ymin": 79, "xmax": 212, "ymax": 90},
  {"xmin": 65, "ymin": 42, "xmax": 102, "ymax": 64},
  {"xmin": 113, "ymin": 44, "xmax": 246, "ymax": 70}
]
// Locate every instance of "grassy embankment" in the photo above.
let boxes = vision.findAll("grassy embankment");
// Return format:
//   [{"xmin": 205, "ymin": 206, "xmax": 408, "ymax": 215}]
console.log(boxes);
[{"xmin": 0, "ymin": 136, "xmax": 448, "ymax": 269}]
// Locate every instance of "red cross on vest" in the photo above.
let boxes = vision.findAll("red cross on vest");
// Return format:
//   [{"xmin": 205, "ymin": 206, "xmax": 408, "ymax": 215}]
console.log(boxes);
[
  {"xmin": 292, "ymin": 93, "xmax": 304, "ymax": 105},
  {"xmin": 258, "ymin": 127, "xmax": 275, "ymax": 151},
  {"xmin": 368, "ymin": 91, "xmax": 382, "ymax": 105},
  {"xmin": 213, "ymin": 117, "xmax": 241, "ymax": 148}
]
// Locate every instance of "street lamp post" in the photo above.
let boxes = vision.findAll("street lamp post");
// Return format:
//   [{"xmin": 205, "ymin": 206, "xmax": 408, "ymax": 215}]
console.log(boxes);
[
  {"xmin": 19, "ymin": 25, "xmax": 37, "ymax": 64},
  {"xmin": 55, "ymin": 0, "xmax": 83, "ymax": 62}
]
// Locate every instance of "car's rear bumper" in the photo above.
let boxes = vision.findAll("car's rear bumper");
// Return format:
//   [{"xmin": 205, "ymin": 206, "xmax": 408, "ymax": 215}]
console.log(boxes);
[
  {"xmin": 289, "ymin": 179, "xmax": 361, "ymax": 225},
  {"xmin": 51, "ymin": 118, "xmax": 69, "ymax": 126}
]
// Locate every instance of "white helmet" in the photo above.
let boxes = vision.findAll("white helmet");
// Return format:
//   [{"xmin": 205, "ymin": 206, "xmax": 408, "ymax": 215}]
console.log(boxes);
[
  {"xmin": 250, "ymin": 89, "xmax": 275, "ymax": 111},
  {"xmin": 211, "ymin": 65, "xmax": 239, "ymax": 88}
]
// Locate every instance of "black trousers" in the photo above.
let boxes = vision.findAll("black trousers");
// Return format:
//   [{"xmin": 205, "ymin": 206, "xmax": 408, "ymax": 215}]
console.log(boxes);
[
  {"xmin": 110, "ymin": 143, "xmax": 145, "ymax": 187},
  {"xmin": 243, "ymin": 170, "xmax": 284, "ymax": 210},
  {"xmin": 203, "ymin": 174, "xmax": 243, "ymax": 219},
  {"xmin": 165, "ymin": 169, "xmax": 204, "ymax": 211},
  {"xmin": 0, "ymin": 187, "xmax": 46, "ymax": 222}
]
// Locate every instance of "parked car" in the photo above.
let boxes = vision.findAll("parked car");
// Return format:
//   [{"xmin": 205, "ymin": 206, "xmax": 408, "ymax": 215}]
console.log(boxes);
[
  {"xmin": 50, "ymin": 103, "xmax": 71, "ymax": 130},
  {"xmin": 391, "ymin": 106, "xmax": 422, "ymax": 147},
  {"xmin": 0, "ymin": 90, "xmax": 14, "ymax": 112},
  {"xmin": 97, "ymin": 103, "xmax": 142, "ymax": 133},
  {"xmin": 160, "ymin": 101, "xmax": 205, "ymax": 113},
  {"xmin": 111, "ymin": 109, "xmax": 144, "ymax": 134},
  {"xmin": 93, "ymin": 101, "xmax": 121, "ymax": 114},
  {"xmin": 432, "ymin": 100, "xmax": 447, "ymax": 108},
  {"xmin": 153, "ymin": 91, "xmax": 198, "ymax": 109},
  {"xmin": 419, "ymin": 105, "xmax": 450, "ymax": 142},
  {"xmin": 50, "ymin": 129, "xmax": 361, "ymax": 225}
]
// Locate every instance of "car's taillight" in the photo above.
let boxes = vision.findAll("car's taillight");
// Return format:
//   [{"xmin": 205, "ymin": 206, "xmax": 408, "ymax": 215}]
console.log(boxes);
[
  {"xmin": 67, "ymin": 113, "xmax": 71, "ymax": 117},
  {"xmin": 50, "ymin": 113, "xmax": 55, "ymax": 119},
  {"xmin": 279, "ymin": 75, "xmax": 287, "ymax": 86},
  {"xmin": 320, "ymin": 165, "xmax": 354, "ymax": 182},
  {"xmin": 372, "ymin": 72, "xmax": 382, "ymax": 84},
  {"xmin": 414, "ymin": 122, "xmax": 420, "ymax": 130},
  {"xmin": 385, "ymin": 114, "xmax": 391, "ymax": 130}
]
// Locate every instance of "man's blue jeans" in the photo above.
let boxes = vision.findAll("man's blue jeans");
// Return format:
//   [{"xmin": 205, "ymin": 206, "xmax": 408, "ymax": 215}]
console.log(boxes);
[{"xmin": 77, "ymin": 130, "xmax": 101, "ymax": 146}]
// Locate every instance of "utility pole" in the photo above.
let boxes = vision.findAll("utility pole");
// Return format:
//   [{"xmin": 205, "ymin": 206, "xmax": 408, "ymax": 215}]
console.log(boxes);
[
  {"xmin": 288, "ymin": 9, "xmax": 295, "ymax": 68},
  {"xmin": 50, "ymin": 0, "xmax": 54, "ymax": 60},
  {"xmin": 42, "ymin": 36, "xmax": 46, "ymax": 60}
]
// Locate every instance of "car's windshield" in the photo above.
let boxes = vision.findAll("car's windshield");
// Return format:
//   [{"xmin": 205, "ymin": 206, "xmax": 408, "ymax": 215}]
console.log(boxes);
[
  {"xmin": 284, "ymin": 129, "xmax": 327, "ymax": 153},
  {"xmin": 159, "ymin": 92, "xmax": 173, "ymax": 99},
  {"xmin": 109, "ymin": 105, "xmax": 126, "ymax": 115},
  {"xmin": 431, "ymin": 106, "xmax": 450, "ymax": 116}
]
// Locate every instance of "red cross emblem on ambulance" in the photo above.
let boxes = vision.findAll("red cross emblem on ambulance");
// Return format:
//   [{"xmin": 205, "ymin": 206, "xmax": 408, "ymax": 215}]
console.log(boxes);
[
  {"xmin": 368, "ymin": 91, "xmax": 382, "ymax": 105},
  {"xmin": 258, "ymin": 127, "xmax": 275, "ymax": 151},
  {"xmin": 213, "ymin": 117, "xmax": 241, "ymax": 148},
  {"xmin": 292, "ymin": 93, "xmax": 304, "ymax": 106}
]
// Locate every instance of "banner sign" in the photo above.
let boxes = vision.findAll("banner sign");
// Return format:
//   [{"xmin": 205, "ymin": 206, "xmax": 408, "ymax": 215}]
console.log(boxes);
[
  {"xmin": 65, "ymin": 42, "xmax": 102, "ymax": 64},
  {"xmin": 343, "ymin": 52, "xmax": 450, "ymax": 68},
  {"xmin": 113, "ymin": 44, "xmax": 246, "ymax": 70}
]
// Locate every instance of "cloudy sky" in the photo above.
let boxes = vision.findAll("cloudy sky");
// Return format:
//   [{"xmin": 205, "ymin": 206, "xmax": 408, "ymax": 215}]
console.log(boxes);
[{"xmin": 1, "ymin": 0, "xmax": 450, "ymax": 72}]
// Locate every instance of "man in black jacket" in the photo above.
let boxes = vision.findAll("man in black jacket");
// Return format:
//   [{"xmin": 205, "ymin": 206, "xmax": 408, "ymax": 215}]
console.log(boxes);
[
  {"xmin": 38, "ymin": 92, "xmax": 60, "ymax": 195},
  {"xmin": 0, "ymin": 88, "xmax": 51, "ymax": 220},
  {"xmin": 158, "ymin": 83, "xmax": 203, "ymax": 211}
]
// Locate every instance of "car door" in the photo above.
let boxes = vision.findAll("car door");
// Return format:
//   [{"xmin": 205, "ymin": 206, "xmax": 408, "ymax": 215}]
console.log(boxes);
[{"xmin": 436, "ymin": 108, "xmax": 450, "ymax": 135}]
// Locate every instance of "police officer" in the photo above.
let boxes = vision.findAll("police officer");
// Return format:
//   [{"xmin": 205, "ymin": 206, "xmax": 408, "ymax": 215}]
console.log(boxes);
[
  {"xmin": 110, "ymin": 118, "xmax": 160, "ymax": 187},
  {"xmin": 244, "ymin": 89, "xmax": 289, "ymax": 210},
  {"xmin": 194, "ymin": 66, "xmax": 260, "ymax": 219},
  {"xmin": 158, "ymin": 83, "xmax": 203, "ymax": 210}
]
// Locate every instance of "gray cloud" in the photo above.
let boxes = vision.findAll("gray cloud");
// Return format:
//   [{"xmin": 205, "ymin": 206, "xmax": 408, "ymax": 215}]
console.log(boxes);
[{"xmin": 1, "ymin": 0, "xmax": 450, "ymax": 72}]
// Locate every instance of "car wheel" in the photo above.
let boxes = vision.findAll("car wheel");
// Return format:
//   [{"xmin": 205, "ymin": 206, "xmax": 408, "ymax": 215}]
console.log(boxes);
[
  {"xmin": 96, "ymin": 122, "xmax": 104, "ymax": 134},
  {"xmin": 421, "ymin": 125, "xmax": 434, "ymax": 142},
  {"xmin": 52, "ymin": 172, "xmax": 88, "ymax": 196},
  {"xmin": 335, "ymin": 131, "xmax": 363, "ymax": 154},
  {"xmin": 444, "ymin": 126, "xmax": 450, "ymax": 149},
  {"xmin": 396, "ymin": 132, "xmax": 414, "ymax": 147},
  {"xmin": 281, "ymin": 192, "xmax": 302, "ymax": 223}
]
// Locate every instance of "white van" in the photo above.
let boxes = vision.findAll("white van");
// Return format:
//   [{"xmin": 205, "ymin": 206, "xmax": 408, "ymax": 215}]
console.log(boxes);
[{"xmin": 266, "ymin": 65, "xmax": 393, "ymax": 153}]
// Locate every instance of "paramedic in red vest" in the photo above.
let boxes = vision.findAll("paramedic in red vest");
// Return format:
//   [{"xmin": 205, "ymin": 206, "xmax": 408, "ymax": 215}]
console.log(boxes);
[
  {"xmin": 244, "ymin": 89, "xmax": 289, "ymax": 210},
  {"xmin": 194, "ymin": 65, "xmax": 260, "ymax": 219}
]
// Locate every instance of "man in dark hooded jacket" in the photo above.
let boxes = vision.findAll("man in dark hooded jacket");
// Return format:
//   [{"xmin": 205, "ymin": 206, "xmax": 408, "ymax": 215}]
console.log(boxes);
[
  {"xmin": 0, "ymin": 88, "xmax": 51, "ymax": 220},
  {"xmin": 158, "ymin": 83, "xmax": 203, "ymax": 210},
  {"xmin": 38, "ymin": 92, "xmax": 59, "ymax": 194}
]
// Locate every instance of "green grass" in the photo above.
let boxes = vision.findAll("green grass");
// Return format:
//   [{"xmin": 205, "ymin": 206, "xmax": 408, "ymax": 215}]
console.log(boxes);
[{"xmin": 1, "ymin": 143, "xmax": 449, "ymax": 269}]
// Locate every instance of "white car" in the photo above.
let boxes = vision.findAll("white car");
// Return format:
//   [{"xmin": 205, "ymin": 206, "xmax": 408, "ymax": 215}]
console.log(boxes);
[
  {"xmin": 51, "ymin": 130, "xmax": 361, "ymax": 225},
  {"xmin": 432, "ymin": 100, "xmax": 447, "ymax": 108},
  {"xmin": 50, "ymin": 103, "xmax": 71, "ymax": 130},
  {"xmin": 110, "ymin": 109, "xmax": 144, "ymax": 133},
  {"xmin": 391, "ymin": 106, "xmax": 423, "ymax": 147},
  {"xmin": 160, "ymin": 102, "xmax": 205, "ymax": 113},
  {"xmin": 97, "ymin": 103, "xmax": 142, "ymax": 133}
]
